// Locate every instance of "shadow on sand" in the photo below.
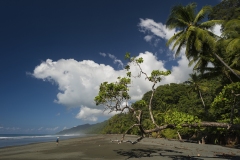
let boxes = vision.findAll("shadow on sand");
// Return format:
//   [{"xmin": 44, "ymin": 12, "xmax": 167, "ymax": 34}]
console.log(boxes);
[{"xmin": 114, "ymin": 148, "xmax": 240, "ymax": 160}]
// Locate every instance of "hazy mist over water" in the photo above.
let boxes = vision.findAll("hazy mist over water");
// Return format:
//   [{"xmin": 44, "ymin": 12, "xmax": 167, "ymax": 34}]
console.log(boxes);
[{"xmin": 0, "ymin": 134, "xmax": 83, "ymax": 148}]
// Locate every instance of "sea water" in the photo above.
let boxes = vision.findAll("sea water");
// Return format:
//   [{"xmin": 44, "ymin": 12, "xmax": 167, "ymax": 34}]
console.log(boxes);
[{"xmin": 0, "ymin": 134, "xmax": 83, "ymax": 148}]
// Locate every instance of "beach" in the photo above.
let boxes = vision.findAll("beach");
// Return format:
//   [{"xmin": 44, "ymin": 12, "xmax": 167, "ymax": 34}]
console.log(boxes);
[{"xmin": 0, "ymin": 134, "xmax": 240, "ymax": 160}]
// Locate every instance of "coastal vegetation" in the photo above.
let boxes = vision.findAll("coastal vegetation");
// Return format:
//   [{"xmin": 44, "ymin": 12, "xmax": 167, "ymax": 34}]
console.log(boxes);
[{"xmin": 95, "ymin": 0, "xmax": 240, "ymax": 145}]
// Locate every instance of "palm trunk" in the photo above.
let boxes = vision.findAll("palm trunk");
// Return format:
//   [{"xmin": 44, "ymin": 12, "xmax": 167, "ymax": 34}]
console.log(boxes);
[
  {"xmin": 198, "ymin": 90, "xmax": 208, "ymax": 116},
  {"xmin": 231, "ymin": 96, "xmax": 236, "ymax": 124},
  {"xmin": 198, "ymin": 90, "xmax": 206, "ymax": 109},
  {"xmin": 214, "ymin": 53, "xmax": 240, "ymax": 79}
]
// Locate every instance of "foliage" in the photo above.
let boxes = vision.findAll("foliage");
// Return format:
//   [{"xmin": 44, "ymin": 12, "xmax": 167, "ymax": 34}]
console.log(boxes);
[
  {"xmin": 166, "ymin": 2, "xmax": 222, "ymax": 70},
  {"xmin": 94, "ymin": 77, "xmax": 131, "ymax": 113},
  {"xmin": 102, "ymin": 113, "xmax": 139, "ymax": 134},
  {"xmin": 160, "ymin": 129, "xmax": 178, "ymax": 139},
  {"xmin": 96, "ymin": 1, "xmax": 240, "ymax": 145},
  {"xmin": 209, "ymin": 0, "xmax": 240, "ymax": 21},
  {"xmin": 164, "ymin": 110, "xmax": 201, "ymax": 129},
  {"xmin": 210, "ymin": 82, "xmax": 240, "ymax": 123}
]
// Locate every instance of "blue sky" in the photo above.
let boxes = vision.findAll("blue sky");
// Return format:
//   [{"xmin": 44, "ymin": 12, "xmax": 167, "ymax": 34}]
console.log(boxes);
[{"xmin": 0, "ymin": 0, "xmax": 221, "ymax": 134}]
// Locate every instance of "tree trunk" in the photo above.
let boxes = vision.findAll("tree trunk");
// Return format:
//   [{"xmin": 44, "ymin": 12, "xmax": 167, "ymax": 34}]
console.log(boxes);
[
  {"xmin": 198, "ymin": 90, "xmax": 206, "ymax": 109},
  {"xmin": 201, "ymin": 136, "xmax": 206, "ymax": 144},
  {"xmin": 213, "ymin": 53, "xmax": 240, "ymax": 79},
  {"xmin": 230, "ymin": 93, "xmax": 236, "ymax": 124},
  {"xmin": 148, "ymin": 83, "xmax": 159, "ymax": 128},
  {"xmin": 177, "ymin": 131, "xmax": 182, "ymax": 141},
  {"xmin": 144, "ymin": 121, "xmax": 240, "ymax": 133}
]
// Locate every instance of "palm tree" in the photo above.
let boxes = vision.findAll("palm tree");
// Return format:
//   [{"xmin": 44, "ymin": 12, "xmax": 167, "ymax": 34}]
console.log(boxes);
[
  {"xmin": 221, "ymin": 18, "xmax": 240, "ymax": 71},
  {"xmin": 185, "ymin": 73, "xmax": 207, "ymax": 114},
  {"xmin": 166, "ymin": 3, "xmax": 240, "ymax": 79}
]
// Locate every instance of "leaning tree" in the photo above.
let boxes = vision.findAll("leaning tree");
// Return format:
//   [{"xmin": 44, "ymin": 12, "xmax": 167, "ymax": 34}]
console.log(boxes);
[
  {"xmin": 166, "ymin": 3, "xmax": 240, "ymax": 79},
  {"xmin": 94, "ymin": 53, "xmax": 240, "ymax": 144}
]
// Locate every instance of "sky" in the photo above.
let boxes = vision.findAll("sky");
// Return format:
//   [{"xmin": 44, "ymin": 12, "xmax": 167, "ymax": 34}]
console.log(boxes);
[{"xmin": 0, "ymin": 0, "xmax": 222, "ymax": 134}]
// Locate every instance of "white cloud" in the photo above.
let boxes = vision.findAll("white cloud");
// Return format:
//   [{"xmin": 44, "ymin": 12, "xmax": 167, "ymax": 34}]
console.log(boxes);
[
  {"xmin": 76, "ymin": 106, "xmax": 103, "ymax": 121},
  {"xmin": 32, "ymin": 59, "xmax": 125, "ymax": 108},
  {"xmin": 139, "ymin": 18, "xmax": 176, "ymax": 40},
  {"xmin": 63, "ymin": 127, "xmax": 68, "ymax": 130},
  {"xmin": 6, "ymin": 127, "xmax": 20, "ymax": 130},
  {"xmin": 38, "ymin": 127, "xmax": 43, "ymax": 130},
  {"xmin": 108, "ymin": 53, "xmax": 124, "ymax": 69},
  {"xmin": 76, "ymin": 106, "xmax": 120, "ymax": 122},
  {"xmin": 56, "ymin": 113, "xmax": 60, "ymax": 116},
  {"xmin": 212, "ymin": 24, "xmax": 222, "ymax": 37},
  {"xmin": 0, "ymin": 127, "xmax": 3, "ymax": 129},
  {"xmin": 138, "ymin": 18, "xmax": 192, "ymax": 81},
  {"xmin": 144, "ymin": 35, "xmax": 153, "ymax": 42},
  {"xmin": 99, "ymin": 52, "xmax": 106, "ymax": 57},
  {"xmin": 46, "ymin": 127, "xmax": 59, "ymax": 131},
  {"xmin": 99, "ymin": 52, "xmax": 123, "ymax": 68},
  {"xmin": 165, "ymin": 55, "xmax": 193, "ymax": 83}
]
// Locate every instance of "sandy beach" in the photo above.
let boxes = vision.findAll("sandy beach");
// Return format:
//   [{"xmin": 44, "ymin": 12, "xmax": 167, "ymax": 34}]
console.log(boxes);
[{"xmin": 0, "ymin": 134, "xmax": 240, "ymax": 160}]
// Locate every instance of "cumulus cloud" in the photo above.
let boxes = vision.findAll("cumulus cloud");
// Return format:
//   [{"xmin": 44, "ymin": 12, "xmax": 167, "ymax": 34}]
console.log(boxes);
[
  {"xmin": 212, "ymin": 24, "xmax": 222, "ymax": 37},
  {"xmin": 75, "ymin": 106, "xmax": 120, "ymax": 122},
  {"xmin": 32, "ymin": 50, "xmax": 192, "ymax": 122},
  {"xmin": 165, "ymin": 55, "xmax": 193, "ymax": 83},
  {"xmin": 32, "ymin": 59, "xmax": 125, "ymax": 108}
]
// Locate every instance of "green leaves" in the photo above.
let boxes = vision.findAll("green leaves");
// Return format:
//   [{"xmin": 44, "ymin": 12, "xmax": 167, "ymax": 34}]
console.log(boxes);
[
  {"xmin": 211, "ymin": 82, "xmax": 240, "ymax": 123},
  {"xmin": 94, "ymin": 77, "xmax": 131, "ymax": 106},
  {"xmin": 136, "ymin": 57, "xmax": 144, "ymax": 64},
  {"xmin": 125, "ymin": 52, "xmax": 131, "ymax": 60},
  {"xmin": 164, "ymin": 110, "xmax": 201, "ymax": 129},
  {"xmin": 149, "ymin": 70, "xmax": 171, "ymax": 82},
  {"xmin": 211, "ymin": 82, "xmax": 240, "ymax": 107}
]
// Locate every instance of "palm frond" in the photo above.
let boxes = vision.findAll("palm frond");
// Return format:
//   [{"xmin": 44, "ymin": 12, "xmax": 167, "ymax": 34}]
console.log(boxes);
[
  {"xmin": 224, "ymin": 19, "xmax": 240, "ymax": 31},
  {"xmin": 194, "ymin": 6, "xmax": 212, "ymax": 25},
  {"xmin": 171, "ymin": 33, "xmax": 186, "ymax": 51},
  {"xmin": 194, "ymin": 37, "xmax": 202, "ymax": 52},
  {"xmin": 200, "ymin": 20, "xmax": 224, "ymax": 30},
  {"xmin": 188, "ymin": 59, "xmax": 195, "ymax": 67},
  {"xmin": 175, "ymin": 40, "xmax": 186, "ymax": 58},
  {"xmin": 166, "ymin": 3, "xmax": 197, "ymax": 29},
  {"xmin": 226, "ymin": 38, "xmax": 240, "ymax": 54},
  {"xmin": 166, "ymin": 31, "xmax": 184, "ymax": 46}
]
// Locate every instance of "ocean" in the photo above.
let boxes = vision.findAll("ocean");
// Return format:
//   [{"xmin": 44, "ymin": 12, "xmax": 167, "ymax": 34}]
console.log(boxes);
[{"xmin": 0, "ymin": 134, "xmax": 84, "ymax": 148}]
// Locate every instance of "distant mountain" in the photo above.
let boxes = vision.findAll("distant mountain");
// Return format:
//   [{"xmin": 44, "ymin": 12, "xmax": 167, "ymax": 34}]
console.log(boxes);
[{"xmin": 56, "ymin": 121, "xmax": 108, "ymax": 135}]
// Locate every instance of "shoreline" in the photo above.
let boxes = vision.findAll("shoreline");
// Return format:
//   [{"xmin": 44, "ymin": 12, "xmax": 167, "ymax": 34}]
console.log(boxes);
[
  {"xmin": 1, "ymin": 134, "xmax": 240, "ymax": 160},
  {"xmin": 0, "ymin": 133, "xmax": 93, "ymax": 149}
]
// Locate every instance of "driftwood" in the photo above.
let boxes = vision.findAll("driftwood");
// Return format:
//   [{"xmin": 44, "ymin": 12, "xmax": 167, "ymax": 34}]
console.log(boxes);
[{"xmin": 111, "ymin": 121, "xmax": 240, "ymax": 144}]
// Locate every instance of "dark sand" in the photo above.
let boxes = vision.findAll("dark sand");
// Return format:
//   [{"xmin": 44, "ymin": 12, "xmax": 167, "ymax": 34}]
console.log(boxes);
[{"xmin": 0, "ymin": 134, "xmax": 240, "ymax": 160}]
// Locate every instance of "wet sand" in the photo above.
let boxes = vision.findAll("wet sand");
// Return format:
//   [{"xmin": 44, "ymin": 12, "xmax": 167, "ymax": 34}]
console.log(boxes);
[{"xmin": 0, "ymin": 134, "xmax": 240, "ymax": 160}]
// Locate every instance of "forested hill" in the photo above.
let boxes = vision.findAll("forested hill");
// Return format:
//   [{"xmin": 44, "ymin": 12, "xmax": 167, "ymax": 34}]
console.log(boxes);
[
  {"xmin": 101, "ymin": 80, "xmax": 222, "ymax": 135},
  {"xmin": 56, "ymin": 121, "xmax": 107, "ymax": 135}
]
